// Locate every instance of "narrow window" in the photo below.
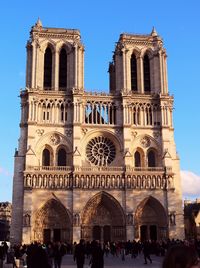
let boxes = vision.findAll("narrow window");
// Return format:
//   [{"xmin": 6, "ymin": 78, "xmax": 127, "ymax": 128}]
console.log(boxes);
[
  {"xmin": 60, "ymin": 104, "xmax": 64, "ymax": 122},
  {"xmin": 143, "ymin": 54, "xmax": 150, "ymax": 92},
  {"xmin": 42, "ymin": 149, "xmax": 50, "ymax": 166},
  {"xmin": 58, "ymin": 148, "xmax": 67, "ymax": 166},
  {"xmin": 131, "ymin": 54, "xmax": 138, "ymax": 91},
  {"xmin": 59, "ymin": 48, "xmax": 67, "ymax": 89},
  {"xmin": 148, "ymin": 150, "xmax": 156, "ymax": 167},
  {"xmin": 43, "ymin": 47, "xmax": 52, "ymax": 89},
  {"xmin": 135, "ymin": 151, "xmax": 141, "ymax": 167}
]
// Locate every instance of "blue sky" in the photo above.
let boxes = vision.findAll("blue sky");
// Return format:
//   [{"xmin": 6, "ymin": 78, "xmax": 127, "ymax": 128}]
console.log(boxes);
[{"xmin": 0, "ymin": 0, "xmax": 200, "ymax": 201}]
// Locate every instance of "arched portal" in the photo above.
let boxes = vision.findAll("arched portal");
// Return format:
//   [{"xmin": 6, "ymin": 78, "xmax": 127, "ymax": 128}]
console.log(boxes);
[
  {"xmin": 135, "ymin": 196, "xmax": 168, "ymax": 241},
  {"xmin": 34, "ymin": 199, "xmax": 72, "ymax": 243},
  {"xmin": 81, "ymin": 192, "xmax": 126, "ymax": 243}
]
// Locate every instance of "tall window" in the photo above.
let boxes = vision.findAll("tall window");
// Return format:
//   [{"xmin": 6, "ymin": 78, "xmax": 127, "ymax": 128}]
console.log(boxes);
[
  {"xmin": 57, "ymin": 148, "xmax": 67, "ymax": 166},
  {"xmin": 143, "ymin": 54, "xmax": 150, "ymax": 92},
  {"xmin": 44, "ymin": 47, "xmax": 52, "ymax": 89},
  {"xmin": 131, "ymin": 54, "xmax": 137, "ymax": 91},
  {"xmin": 42, "ymin": 149, "xmax": 50, "ymax": 166},
  {"xmin": 59, "ymin": 48, "xmax": 67, "ymax": 89},
  {"xmin": 134, "ymin": 151, "xmax": 141, "ymax": 167},
  {"xmin": 147, "ymin": 150, "xmax": 156, "ymax": 167}
]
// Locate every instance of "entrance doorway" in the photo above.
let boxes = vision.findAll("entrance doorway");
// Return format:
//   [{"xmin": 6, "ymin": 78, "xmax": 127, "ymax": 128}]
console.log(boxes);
[
  {"xmin": 150, "ymin": 225, "xmax": 157, "ymax": 241},
  {"xmin": 43, "ymin": 229, "xmax": 51, "ymax": 244},
  {"xmin": 135, "ymin": 196, "xmax": 168, "ymax": 241},
  {"xmin": 93, "ymin": 226, "xmax": 101, "ymax": 241},
  {"xmin": 81, "ymin": 192, "xmax": 126, "ymax": 242},
  {"xmin": 140, "ymin": 225, "xmax": 147, "ymax": 241},
  {"xmin": 103, "ymin": 225, "xmax": 111, "ymax": 242},
  {"xmin": 54, "ymin": 229, "xmax": 61, "ymax": 242},
  {"xmin": 34, "ymin": 198, "xmax": 72, "ymax": 243}
]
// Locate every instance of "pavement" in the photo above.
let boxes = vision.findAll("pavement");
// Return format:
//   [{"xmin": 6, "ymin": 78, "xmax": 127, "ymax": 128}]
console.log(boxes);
[{"xmin": 3, "ymin": 253, "xmax": 163, "ymax": 268}]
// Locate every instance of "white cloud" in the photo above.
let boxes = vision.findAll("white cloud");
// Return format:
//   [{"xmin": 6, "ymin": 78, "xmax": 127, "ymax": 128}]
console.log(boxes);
[{"xmin": 181, "ymin": 170, "xmax": 200, "ymax": 197}]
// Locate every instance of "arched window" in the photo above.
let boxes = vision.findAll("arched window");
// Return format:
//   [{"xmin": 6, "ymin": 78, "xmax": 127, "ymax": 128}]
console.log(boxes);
[
  {"xmin": 147, "ymin": 150, "xmax": 156, "ymax": 167},
  {"xmin": 143, "ymin": 54, "xmax": 150, "ymax": 92},
  {"xmin": 59, "ymin": 48, "xmax": 67, "ymax": 89},
  {"xmin": 44, "ymin": 47, "xmax": 52, "ymax": 89},
  {"xmin": 42, "ymin": 148, "xmax": 50, "ymax": 166},
  {"xmin": 134, "ymin": 151, "xmax": 141, "ymax": 167},
  {"xmin": 57, "ymin": 148, "xmax": 67, "ymax": 166},
  {"xmin": 131, "ymin": 54, "xmax": 137, "ymax": 91}
]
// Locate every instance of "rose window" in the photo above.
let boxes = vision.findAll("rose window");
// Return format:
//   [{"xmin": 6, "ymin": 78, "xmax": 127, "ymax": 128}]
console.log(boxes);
[{"xmin": 86, "ymin": 136, "xmax": 116, "ymax": 166}]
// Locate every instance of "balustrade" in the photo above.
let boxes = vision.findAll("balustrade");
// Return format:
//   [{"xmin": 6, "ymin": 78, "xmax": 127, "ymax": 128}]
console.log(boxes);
[{"xmin": 24, "ymin": 165, "xmax": 174, "ymax": 191}]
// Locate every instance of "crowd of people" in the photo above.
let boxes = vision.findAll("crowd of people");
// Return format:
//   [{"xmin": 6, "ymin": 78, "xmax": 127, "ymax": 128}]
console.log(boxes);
[{"xmin": 0, "ymin": 238, "xmax": 200, "ymax": 267}]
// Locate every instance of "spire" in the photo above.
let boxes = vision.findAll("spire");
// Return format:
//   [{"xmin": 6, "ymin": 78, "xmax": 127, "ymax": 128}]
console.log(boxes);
[
  {"xmin": 35, "ymin": 18, "xmax": 42, "ymax": 29},
  {"xmin": 151, "ymin": 26, "xmax": 158, "ymax": 37}
]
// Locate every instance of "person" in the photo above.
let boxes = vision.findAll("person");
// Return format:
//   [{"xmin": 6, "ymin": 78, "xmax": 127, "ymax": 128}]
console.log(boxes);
[
  {"xmin": 74, "ymin": 239, "xmax": 85, "ymax": 268},
  {"xmin": 143, "ymin": 240, "xmax": 152, "ymax": 264},
  {"xmin": 162, "ymin": 244, "xmax": 200, "ymax": 268},
  {"xmin": 0, "ymin": 245, "xmax": 4, "ymax": 268},
  {"xmin": 90, "ymin": 240, "xmax": 104, "ymax": 268},
  {"xmin": 53, "ymin": 241, "xmax": 66, "ymax": 268}
]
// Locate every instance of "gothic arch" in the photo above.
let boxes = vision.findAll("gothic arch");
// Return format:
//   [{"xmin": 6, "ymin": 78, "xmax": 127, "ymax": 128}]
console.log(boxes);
[
  {"xmin": 56, "ymin": 144, "xmax": 72, "ymax": 166},
  {"xmin": 134, "ymin": 196, "xmax": 168, "ymax": 241},
  {"xmin": 133, "ymin": 147, "xmax": 145, "ymax": 167},
  {"xmin": 147, "ymin": 148, "xmax": 158, "ymax": 167},
  {"xmin": 35, "ymin": 131, "xmax": 73, "ymax": 162},
  {"xmin": 131, "ymin": 135, "xmax": 161, "ymax": 157},
  {"xmin": 33, "ymin": 198, "xmax": 72, "ymax": 243},
  {"xmin": 41, "ymin": 145, "xmax": 53, "ymax": 166},
  {"xmin": 81, "ymin": 191, "xmax": 126, "ymax": 242}
]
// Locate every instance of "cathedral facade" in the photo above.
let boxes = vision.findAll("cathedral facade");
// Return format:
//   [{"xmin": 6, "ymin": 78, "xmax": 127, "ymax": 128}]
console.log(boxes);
[{"xmin": 11, "ymin": 20, "xmax": 184, "ymax": 245}]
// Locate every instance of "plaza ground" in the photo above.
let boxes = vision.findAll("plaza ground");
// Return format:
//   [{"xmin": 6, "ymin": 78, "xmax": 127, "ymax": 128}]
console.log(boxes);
[{"xmin": 4, "ymin": 253, "xmax": 163, "ymax": 267}]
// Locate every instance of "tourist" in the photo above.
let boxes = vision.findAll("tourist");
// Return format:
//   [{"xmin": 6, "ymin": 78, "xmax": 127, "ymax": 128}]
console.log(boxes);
[
  {"xmin": 53, "ymin": 241, "xmax": 66, "ymax": 268},
  {"xmin": 162, "ymin": 244, "xmax": 200, "ymax": 268},
  {"xmin": 90, "ymin": 240, "xmax": 104, "ymax": 268},
  {"xmin": 143, "ymin": 240, "xmax": 152, "ymax": 264},
  {"xmin": 74, "ymin": 239, "xmax": 85, "ymax": 268}
]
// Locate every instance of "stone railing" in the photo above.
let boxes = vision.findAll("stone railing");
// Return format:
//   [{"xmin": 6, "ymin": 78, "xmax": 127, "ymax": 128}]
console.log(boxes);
[
  {"xmin": 26, "ymin": 166, "xmax": 73, "ymax": 172},
  {"xmin": 24, "ymin": 166, "xmax": 174, "ymax": 191},
  {"xmin": 26, "ymin": 165, "xmax": 170, "ymax": 173}
]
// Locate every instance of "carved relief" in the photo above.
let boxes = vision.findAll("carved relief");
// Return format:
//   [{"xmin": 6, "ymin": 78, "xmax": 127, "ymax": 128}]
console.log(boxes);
[
  {"xmin": 73, "ymin": 213, "xmax": 80, "ymax": 227},
  {"xmin": 36, "ymin": 129, "xmax": 44, "ymax": 136},
  {"xmin": 140, "ymin": 136, "xmax": 151, "ymax": 148},
  {"xmin": 23, "ymin": 213, "xmax": 31, "ymax": 227},
  {"xmin": 126, "ymin": 213, "xmax": 133, "ymax": 225},
  {"xmin": 49, "ymin": 134, "xmax": 60, "ymax": 145},
  {"xmin": 81, "ymin": 128, "xmax": 88, "ymax": 135},
  {"xmin": 153, "ymin": 131, "xmax": 160, "ymax": 139},
  {"xmin": 65, "ymin": 129, "xmax": 72, "ymax": 137}
]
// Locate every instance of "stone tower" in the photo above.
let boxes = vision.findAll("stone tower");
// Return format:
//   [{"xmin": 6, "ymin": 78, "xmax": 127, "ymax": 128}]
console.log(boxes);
[{"xmin": 10, "ymin": 20, "xmax": 184, "ymax": 245}]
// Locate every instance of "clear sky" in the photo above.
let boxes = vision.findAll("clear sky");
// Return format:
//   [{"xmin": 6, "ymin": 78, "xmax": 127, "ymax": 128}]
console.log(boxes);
[{"xmin": 0, "ymin": 0, "xmax": 200, "ymax": 202}]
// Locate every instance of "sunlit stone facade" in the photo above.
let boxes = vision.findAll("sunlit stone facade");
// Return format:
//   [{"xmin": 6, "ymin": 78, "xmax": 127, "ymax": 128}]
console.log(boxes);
[{"xmin": 10, "ymin": 20, "xmax": 184, "ymax": 245}]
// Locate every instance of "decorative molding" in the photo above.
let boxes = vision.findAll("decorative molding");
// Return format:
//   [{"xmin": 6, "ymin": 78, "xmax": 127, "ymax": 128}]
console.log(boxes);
[
  {"xmin": 140, "ymin": 136, "xmax": 151, "ymax": 148},
  {"xmin": 36, "ymin": 129, "xmax": 44, "ymax": 136},
  {"xmin": 49, "ymin": 133, "xmax": 60, "ymax": 146}
]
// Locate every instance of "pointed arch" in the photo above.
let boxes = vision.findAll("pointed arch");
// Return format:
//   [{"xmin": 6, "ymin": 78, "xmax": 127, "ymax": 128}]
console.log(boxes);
[
  {"xmin": 135, "ymin": 196, "xmax": 168, "ymax": 241},
  {"xmin": 143, "ymin": 54, "xmax": 151, "ymax": 92},
  {"xmin": 147, "ymin": 149, "xmax": 157, "ymax": 167},
  {"xmin": 81, "ymin": 191, "xmax": 126, "ymax": 242},
  {"xmin": 43, "ymin": 46, "xmax": 53, "ymax": 89},
  {"xmin": 134, "ymin": 151, "xmax": 141, "ymax": 167},
  {"xmin": 131, "ymin": 53, "xmax": 138, "ymax": 91},
  {"xmin": 34, "ymin": 198, "xmax": 72, "ymax": 243},
  {"xmin": 57, "ymin": 147, "xmax": 67, "ymax": 166},
  {"xmin": 59, "ymin": 46, "xmax": 67, "ymax": 90},
  {"xmin": 42, "ymin": 148, "xmax": 51, "ymax": 166}
]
